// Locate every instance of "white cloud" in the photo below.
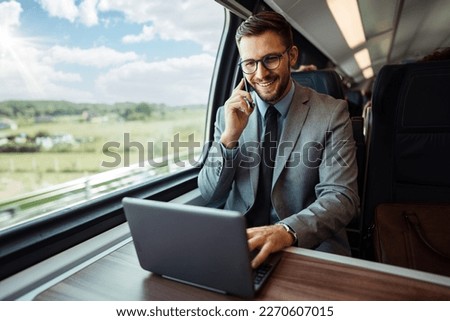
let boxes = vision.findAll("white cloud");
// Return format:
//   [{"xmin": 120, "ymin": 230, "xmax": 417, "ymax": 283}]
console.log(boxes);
[
  {"xmin": 1, "ymin": 0, "xmax": 223, "ymax": 105},
  {"xmin": 37, "ymin": 0, "xmax": 79, "ymax": 23},
  {"xmin": 98, "ymin": 0, "xmax": 223, "ymax": 53},
  {"xmin": 79, "ymin": 0, "xmax": 99, "ymax": 27},
  {"xmin": 0, "ymin": 0, "xmax": 22, "ymax": 29},
  {"xmin": 46, "ymin": 45, "xmax": 139, "ymax": 68},
  {"xmin": 122, "ymin": 25, "xmax": 156, "ymax": 44},
  {"xmin": 0, "ymin": 42, "xmax": 89, "ymax": 101},
  {"xmin": 97, "ymin": 0, "xmax": 159, "ymax": 24},
  {"xmin": 1, "ymin": 42, "xmax": 216, "ymax": 105},
  {"xmin": 96, "ymin": 53, "xmax": 216, "ymax": 105},
  {"xmin": 35, "ymin": 0, "xmax": 223, "ymax": 51},
  {"xmin": 37, "ymin": 0, "xmax": 100, "ymax": 26},
  {"xmin": 46, "ymin": 70, "xmax": 82, "ymax": 83}
]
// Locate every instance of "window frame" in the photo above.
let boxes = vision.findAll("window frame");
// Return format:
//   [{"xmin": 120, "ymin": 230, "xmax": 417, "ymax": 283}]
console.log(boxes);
[
  {"xmin": 0, "ymin": 8, "xmax": 237, "ymax": 282},
  {"xmin": 0, "ymin": 168, "xmax": 199, "ymax": 280}
]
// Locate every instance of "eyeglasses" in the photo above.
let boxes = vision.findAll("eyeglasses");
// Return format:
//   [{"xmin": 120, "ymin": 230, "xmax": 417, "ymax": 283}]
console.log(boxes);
[{"xmin": 239, "ymin": 47, "xmax": 291, "ymax": 74}]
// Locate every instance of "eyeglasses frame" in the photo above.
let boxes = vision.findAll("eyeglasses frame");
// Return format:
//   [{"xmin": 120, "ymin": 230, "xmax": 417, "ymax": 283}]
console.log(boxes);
[{"xmin": 238, "ymin": 47, "xmax": 292, "ymax": 74}]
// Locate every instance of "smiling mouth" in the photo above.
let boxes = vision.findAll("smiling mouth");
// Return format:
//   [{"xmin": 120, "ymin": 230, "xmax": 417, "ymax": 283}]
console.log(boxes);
[{"xmin": 256, "ymin": 79, "xmax": 275, "ymax": 88}]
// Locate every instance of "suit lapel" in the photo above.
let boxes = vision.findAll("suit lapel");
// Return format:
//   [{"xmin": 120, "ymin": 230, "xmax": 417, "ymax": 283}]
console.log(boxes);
[{"xmin": 273, "ymin": 84, "xmax": 311, "ymax": 185}]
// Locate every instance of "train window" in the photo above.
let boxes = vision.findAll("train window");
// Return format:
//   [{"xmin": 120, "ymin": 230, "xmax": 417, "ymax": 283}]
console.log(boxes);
[{"xmin": 0, "ymin": 1, "xmax": 224, "ymax": 230}]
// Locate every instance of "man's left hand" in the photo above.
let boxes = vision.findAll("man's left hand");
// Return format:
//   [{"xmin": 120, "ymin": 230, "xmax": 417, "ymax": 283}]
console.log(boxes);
[{"xmin": 247, "ymin": 225, "xmax": 294, "ymax": 268}]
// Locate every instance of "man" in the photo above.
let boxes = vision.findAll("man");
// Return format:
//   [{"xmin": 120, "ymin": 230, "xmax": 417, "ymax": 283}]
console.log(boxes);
[{"xmin": 198, "ymin": 11, "xmax": 359, "ymax": 268}]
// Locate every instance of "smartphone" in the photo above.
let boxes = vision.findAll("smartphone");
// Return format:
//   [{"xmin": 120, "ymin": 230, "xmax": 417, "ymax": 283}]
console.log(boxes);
[
  {"xmin": 243, "ymin": 78, "xmax": 255, "ymax": 108},
  {"xmin": 243, "ymin": 77, "xmax": 253, "ymax": 93}
]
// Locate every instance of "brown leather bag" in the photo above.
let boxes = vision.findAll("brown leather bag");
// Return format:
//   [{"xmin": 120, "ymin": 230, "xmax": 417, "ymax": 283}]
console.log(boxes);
[{"xmin": 373, "ymin": 203, "xmax": 450, "ymax": 277}]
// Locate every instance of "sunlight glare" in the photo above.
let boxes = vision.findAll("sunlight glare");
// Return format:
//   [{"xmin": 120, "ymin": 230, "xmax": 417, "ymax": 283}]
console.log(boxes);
[
  {"xmin": 0, "ymin": 26, "xmax": 16, "ymax": 50},
  {"xmin": 0, "ymin": 25, "xmax": 44, "ymax": 98}
]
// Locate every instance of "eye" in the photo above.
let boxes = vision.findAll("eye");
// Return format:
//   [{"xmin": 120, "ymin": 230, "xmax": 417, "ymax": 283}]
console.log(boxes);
[
  {"xmin": 264, "ymin": 55, "xmax": 279, "ymax": 65},
  {"xmin": 243, "ymin": 60, "xmax": 256, "ymax": 68}
]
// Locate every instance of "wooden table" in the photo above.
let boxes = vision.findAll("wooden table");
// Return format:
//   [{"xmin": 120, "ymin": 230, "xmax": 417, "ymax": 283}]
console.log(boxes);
[{"xmin": 35, "ymin": 241, "xmax": 450, "ymax": 300}]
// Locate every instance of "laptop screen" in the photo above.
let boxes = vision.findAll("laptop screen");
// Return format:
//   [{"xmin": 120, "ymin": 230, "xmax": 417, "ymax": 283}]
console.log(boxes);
[{"xmin": 122, "ymin": 197, "xmax": 260, "ymax": 298}]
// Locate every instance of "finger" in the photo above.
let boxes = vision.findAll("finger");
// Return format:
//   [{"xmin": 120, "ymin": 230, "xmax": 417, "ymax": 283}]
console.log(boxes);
[
  {"xmin": 227, "ymin": 87, "xmax": 251, "ymax": 105},
  {"xmin": 227, "ymin": 79, "xmax": 253, "ymax": 106},
  {"xmin": 243, "ymin": 97, "xmax": 254, "ymax": 109},
  {"xmin": 247, "ymin": 232, "xmax": 258, "ymax": 252},
  {"xmin": 233, "ymin": 78, "xmax": 245, "ymax": 92},
  {"xmin": 247, "ymin": 235, "xmax": 258, "ymax": 252},
  {"xmin": 247, "ymin": 227, "xmax": 268, "ymax": 252},
  {"xmin": 231, "ymin": 80, "xmax": 254, "ymax": 108},
  {"xmin": 224, "ymin": 96, "xmax": 250, "ymax": 115},
  {"xmin": 233, "ymin": 97, "xmax": 253, "ymax": 115},
  {"xmin": 246, "ymin": 226, "xmax": 262, "ymax": 240},
  {"xmin": 251, "ymin": 244, "xmax": 271, "ymax": 269},
  {"xmin": 246, "ymin": 228, "xmax": 262, "ymax": 252}
]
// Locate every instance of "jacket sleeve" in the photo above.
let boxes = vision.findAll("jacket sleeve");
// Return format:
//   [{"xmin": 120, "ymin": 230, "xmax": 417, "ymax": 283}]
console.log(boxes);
[
  {"xmin": 197, "ymin": 107, "xmax": 242, "ymax": 207},
  {"xmin": 280, "ymin": 99, "xmax": 360, "ymax": 249}
]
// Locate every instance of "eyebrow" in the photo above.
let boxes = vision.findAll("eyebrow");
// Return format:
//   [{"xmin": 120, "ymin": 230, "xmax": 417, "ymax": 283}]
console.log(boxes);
[{"xmin": 240, "ymin": 51, "xmax": 283, "ymax": 61}]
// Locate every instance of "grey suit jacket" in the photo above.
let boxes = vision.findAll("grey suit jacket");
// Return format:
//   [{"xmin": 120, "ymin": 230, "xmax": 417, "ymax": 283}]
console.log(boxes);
[{"xmin": 198, "ymin": 82, "xmax": 360, "ymax": 255}]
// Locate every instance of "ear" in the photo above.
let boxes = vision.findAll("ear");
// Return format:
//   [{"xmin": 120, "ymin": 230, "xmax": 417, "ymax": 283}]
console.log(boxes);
[{"xmin": 289, "ymin": 46, "xmax": 299, "ymax": 68}]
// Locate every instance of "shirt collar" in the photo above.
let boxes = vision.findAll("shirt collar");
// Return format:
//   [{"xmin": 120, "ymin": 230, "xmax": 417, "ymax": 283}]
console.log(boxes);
[{"xmin": 253, "ymin": 80, "xmax": 295, "ymax": 119}]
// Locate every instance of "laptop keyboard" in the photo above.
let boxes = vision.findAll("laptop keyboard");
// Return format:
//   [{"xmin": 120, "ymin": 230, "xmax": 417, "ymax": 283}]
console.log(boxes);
[{"xmin": 253, "ymin": 262, "xmax": 274, "ymax": 287}]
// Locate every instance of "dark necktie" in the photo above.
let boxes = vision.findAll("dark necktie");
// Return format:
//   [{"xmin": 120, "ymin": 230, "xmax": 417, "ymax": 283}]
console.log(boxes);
[{"xmin": 246, "ymin": 105, "xmax": 279, "ymax": 227}]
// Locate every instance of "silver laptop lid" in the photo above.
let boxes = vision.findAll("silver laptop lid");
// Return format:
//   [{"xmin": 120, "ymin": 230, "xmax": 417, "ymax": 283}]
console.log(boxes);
[{"xmin": 122, "ymin": 197, "xmax": 256, "ymax": 298}]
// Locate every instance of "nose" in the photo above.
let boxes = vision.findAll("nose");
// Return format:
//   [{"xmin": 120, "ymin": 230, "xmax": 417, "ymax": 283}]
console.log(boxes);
[{"xmin": 254, "ymin": 60, "xmax": 270, "ymax": 79}]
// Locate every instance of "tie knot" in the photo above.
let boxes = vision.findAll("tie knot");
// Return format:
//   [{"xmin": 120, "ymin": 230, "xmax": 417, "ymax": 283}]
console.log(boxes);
[{"xmin": 265, "ymin": 104, "xmax": 279, "ymax": 121}]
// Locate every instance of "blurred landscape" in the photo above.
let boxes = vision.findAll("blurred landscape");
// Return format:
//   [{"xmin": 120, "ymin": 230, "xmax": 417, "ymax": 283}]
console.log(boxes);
[{"xmin": 0, "ymin": 100, "xmax": 206, "ymax": 211}]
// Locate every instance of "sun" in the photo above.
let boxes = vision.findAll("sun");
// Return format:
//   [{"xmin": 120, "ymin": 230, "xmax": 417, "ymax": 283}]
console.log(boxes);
[{"xmin": 0, "ymin": 25, "xmax": 43, "ymax": 97}]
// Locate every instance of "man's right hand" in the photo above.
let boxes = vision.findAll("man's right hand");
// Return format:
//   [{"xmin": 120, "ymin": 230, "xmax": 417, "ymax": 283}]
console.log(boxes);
[{"xmin": 220, "ymin": 78, "xmax": 255, "ymax": 148}]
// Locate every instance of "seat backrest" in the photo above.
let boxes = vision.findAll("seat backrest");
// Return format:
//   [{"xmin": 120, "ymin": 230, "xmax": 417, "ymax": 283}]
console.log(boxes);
[
  {"xmin": 346, "ymin": 89, "xmax": 364, "ymax": 117},
  {"xmin": 361, "ymin": 60, "xmax": 450, "ymax": 257},
  {"xmin": 291, "ymin": 70, "xmax": 345, "ymax": 99}
]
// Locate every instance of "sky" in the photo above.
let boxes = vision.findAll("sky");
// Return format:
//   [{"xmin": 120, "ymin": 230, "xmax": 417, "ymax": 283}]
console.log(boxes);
[{"xmin": 0, "ymin": 0, "xmax": 224, "ymax": 106}]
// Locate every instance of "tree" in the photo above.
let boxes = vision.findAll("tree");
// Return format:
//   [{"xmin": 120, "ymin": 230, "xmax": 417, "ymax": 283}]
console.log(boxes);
[{"xmin": 135, "ymin": 102, "xmax": 154, "ymax": 118}]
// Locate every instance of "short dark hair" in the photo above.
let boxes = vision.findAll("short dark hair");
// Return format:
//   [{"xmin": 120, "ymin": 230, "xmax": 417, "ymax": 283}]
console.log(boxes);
[{"xmin": 235, "ymin": 11, "xmax": 293, "ymax": 49}]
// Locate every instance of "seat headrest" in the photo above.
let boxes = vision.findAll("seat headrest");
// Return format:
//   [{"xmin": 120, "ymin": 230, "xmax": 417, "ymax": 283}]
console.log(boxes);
[
  {"xmin": 373, "ymin": 60, "xmax": 450, "ymax": 129},
  {"xmin": 346, "ymin": 90, "xmax": 363, "ymax": 106},
  {"xmin": 291, "ymin": 70, "xmax": 345, "ymax": 100}
]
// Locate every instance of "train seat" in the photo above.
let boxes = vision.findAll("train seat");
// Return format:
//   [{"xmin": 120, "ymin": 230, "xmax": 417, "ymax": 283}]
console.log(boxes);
[
  {"xmin": 291, "ymin": 70, "xmax": 345, "ymax": 99},
  {"xmin": 346, "ymin": 89, "xmax": 364, "ymax": 117},
  {"xmin": 361, "ymin": 59, "xmax": 450, "ymax": 261}
]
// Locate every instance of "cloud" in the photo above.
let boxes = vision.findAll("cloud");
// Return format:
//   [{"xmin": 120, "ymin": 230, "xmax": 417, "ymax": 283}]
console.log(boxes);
[
  {"xmin": 79, "ymin": 0, "xmax": 99, "ymax": 27},
  {"xmin": 0, "ymin": 60, "xmax": 93, "ymax": 101},
  {"xmin": 0, "ymin": 43, "xmax": 89, "ymax": 101},
  {"xmin": 0, "ymin": 0, "xmax": 22, "ymax": 29},
  {"xmin": 35, "ymin": 0, "xmax": 223, "ymax": 51},
  {"xmin": 98, "ymin": 0, "xmax": 223, "ymax": 53},
  {"xmin": 122, "ymin": 25, "xmax": 156, "ymax": 44},
  {"xmin": 1, "ymin": 0, "xmax": 223, "ymax": 105},
  {"xmin": 37, "ymin": 0, "xmax": 100, "ymax": 26},
  {"xmin": 1, "ymin": 35, "xmax": 137, "ymax": 102},
  {"xmin": 1, "ymin": 43, "xmax": 215, "ymax": 105},
  {"xmin": 96, "ymin": 53, "xmax": 216, "ymax": 105},
  {"xmin": 46, "ymin": 45, "xmax": 139, "ymax": 68},
  {"xmin": 37, "ymin": 0, "xmax": 79, "ymax": 23}
]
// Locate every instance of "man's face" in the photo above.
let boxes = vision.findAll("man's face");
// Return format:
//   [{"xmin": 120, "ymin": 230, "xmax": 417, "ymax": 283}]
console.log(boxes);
[{"xmin": 238, "ymin": 31, "xmax": 298, "ymax": 105}]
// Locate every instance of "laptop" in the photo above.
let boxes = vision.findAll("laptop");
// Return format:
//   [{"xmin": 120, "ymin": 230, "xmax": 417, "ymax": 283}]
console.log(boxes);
[{"xmin": 122, "ymin": 197, "xmax": 282, "ymax": 299}]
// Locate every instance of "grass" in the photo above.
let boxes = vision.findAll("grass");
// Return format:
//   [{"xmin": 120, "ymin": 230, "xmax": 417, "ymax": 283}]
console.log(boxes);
[{"xmin": 0, "ymin": 108, "xmax": 207, "ymax": 201}]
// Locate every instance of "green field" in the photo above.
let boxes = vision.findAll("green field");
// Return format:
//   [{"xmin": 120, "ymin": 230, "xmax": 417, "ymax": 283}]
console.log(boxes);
[{"xmin": 0, "ymin": 108, "xmax": 206, "ymax": 201}]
